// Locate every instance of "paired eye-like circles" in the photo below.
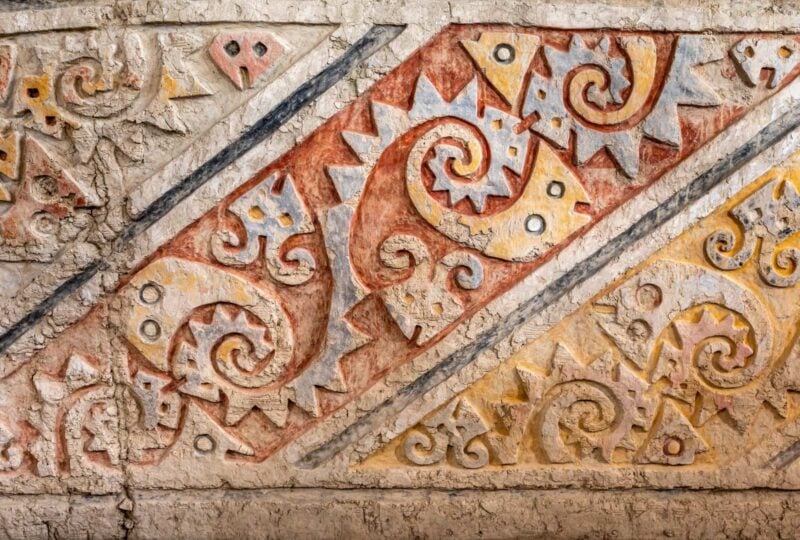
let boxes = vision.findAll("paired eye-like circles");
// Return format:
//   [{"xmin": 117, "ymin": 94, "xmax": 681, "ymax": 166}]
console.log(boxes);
[{"xmin": 224, "ymin": 40, "xmax": 269, "ymax": 58}]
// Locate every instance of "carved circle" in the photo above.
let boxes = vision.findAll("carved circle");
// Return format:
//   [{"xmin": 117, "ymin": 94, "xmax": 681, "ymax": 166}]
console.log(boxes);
[
  {"xmin": 139, "ymin": 282, "xmax": 162, "ymax": 305},
  {"xmin": 30, "ymin": 175, "xmax": 60, "ymax": 204},
  {"xmin": 627, "ymin": 319, "xmax": 651, "ymax": 341},
  {"xmin": 635, "ymin": 283, "xmax": 662, "ymax": 310},
  {"xmin": 525, "ymin": 214, "xmax": 546, "ymax": 235},
  {"xmin": 492, "ymin": 43, "xmax": 515, "ymax": 64},
  {"xmin": 31, "ymin": 212, "xmax": 59, "ymax": 237},
  {"xmin": 546, "ymin": 180, "xmax": 565, "ymax": 199},
  {"xmin": 139, "ymin": 319, "xmax": 162, "ymax": 342},
  {"xmin": 663, "ymin": 437, "xmax": 683, "ymax": 456},
  {"xmin": 193, "ymin": 434, "xmax": 216, "ymax": 454}
]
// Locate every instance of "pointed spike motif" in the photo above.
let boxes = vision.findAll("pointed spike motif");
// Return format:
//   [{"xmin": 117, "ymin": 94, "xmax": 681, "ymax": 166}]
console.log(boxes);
[
  {"xmin": 644, "ymin": 35, "xmax": 723, "ymax": 147},
  {"xmin": 525, "ymin": 344, "xmax": 655, "ymax": 464},
  {"xmin": 636, "ymin": 401, "xmax": 709, "ymax": 465},
  {"xmin": 0, "ymin": 137, "xmax": 96, "ymax": 251}
]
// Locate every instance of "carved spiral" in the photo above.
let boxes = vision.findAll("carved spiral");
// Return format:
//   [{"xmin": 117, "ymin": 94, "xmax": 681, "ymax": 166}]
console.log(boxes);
[
  {"xmin": 539, "ymin": 381, "xmax": 622, "ymax": 463},
  {"xmin": 567, "ymin": 36, "xmax": 657, "ymax": 127},
  {"xmin": 680, "ymin": 309, "xmax": 759, "ymax": 389},
  {"xmin": 172, "ymin": 303, "xmax": 291, "ymax": 390},
  {"xmin": 694, "ymin": 337, "xmax": 753, "ymax": 388},
  {"xmin": 453, "ymin": 437, "xmax": 490, "ymax": 469},
  {"xmin": 759, "ymin": 237, "xmax": 800, "ymax": 287},
  {"xmin": 407, "ymin": 122, "xmax": 500, "ymax": 214},
  {"xmin": 650, "ymin": 302, "xmax": 765, "ymax": 392},
  {"xmin": 58, "ymin": 57, "xmax": 142, "ymax": 118},
  {"xmin": 403, "ymin": 428, "xmax": 448, "ymax": 466},
  {"xmin": 704, "ymin": 227, "xmax": 757, "ymax": 271}
]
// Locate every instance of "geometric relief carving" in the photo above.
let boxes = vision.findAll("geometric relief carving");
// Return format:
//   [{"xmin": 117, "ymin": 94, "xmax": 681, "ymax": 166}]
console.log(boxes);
[
  {"xmin": 730, "ymin": 38, "xmax": 800, "ymax": 89},
  {"xmin": 379, "ymin": 234, "xmax": 483, "ymax": 345},
  {"xmin": 28, "ymin": 353, "xmax": 119, "ymax": 477},
  {"xmin": 403, "ymin": 397, "xmax": 489, "ymax": 469},
  {"xmin": 517, "ymin": 345, "xmax": 655, "ymax": 464},
  {"xmin": 365, "ymin": 152, "xmax": 800, "ymax": 472},
  {"xmin": 0, "ymin": 21, "xmax": 329, "ymax": 310},
  {"xmin": 5, "ymin": 25, "xmax": 800, "ymax": 486},
  {"xmin": 706, "ymin": 178, "xmax": 800, "ymax": 287},
  {"xmin": 211, "ymin": 172, "xmax": 316, "ymax": 286},
  {"xmin": 209, "ymin": 31, "xmax": 286, "ymax": 90},
  {"xmin": 0, "ymin": 136, "xmax": 95, "ymax": 257}
]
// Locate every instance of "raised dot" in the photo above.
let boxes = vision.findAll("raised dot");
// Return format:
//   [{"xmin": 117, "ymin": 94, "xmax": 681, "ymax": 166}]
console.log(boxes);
[
  {"xmin": 779, "ymin": 45, "xmax": 793, "ymax": 59},
  {"xmin": 546, "ymin": 180, "xmax": 565, "ymax": 199},
  {"xmin": 139, "ymin": 282, "xmax": 162, "ymax": 305},
  {"xmin": 744, "ymin": 46, "xmax": 755, "ymax": 58},
  {"xmin": 193, "ymin": 434, "xmax": 216, "ymax": 454},
  {"xmin": 431, "ymin": 302, "xmax": 444, "ymax": 316},
  {"xmin": 139, "ymin": 319, "xmax": 161, "ymax": 342},
  {"xmin": 664, "ymin": 437, "xmax": 683, "ymax": 456},
  {"xmin": 492, "ymin": 43, "xmax": 515, "ymax": 64},
  {"xmin": 525, "ymin": 214, "xmax": 546, "ymax": 235}
]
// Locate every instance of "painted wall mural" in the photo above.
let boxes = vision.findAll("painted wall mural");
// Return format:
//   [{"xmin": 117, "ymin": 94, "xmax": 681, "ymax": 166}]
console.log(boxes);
[
  {"xmin": 364, "ymin": 153, "xmax": 800, "ymax": 470},
  {"xmin": 2, "ymin": 24, "xmax": 800, "ymax": 491}
]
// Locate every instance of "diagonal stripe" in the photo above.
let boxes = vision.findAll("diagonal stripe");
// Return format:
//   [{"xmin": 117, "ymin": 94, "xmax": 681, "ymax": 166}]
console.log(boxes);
[
  {"xmin": 296, "ymin": 102, "xmax": 800, "ymax": 469},
  {"xmin": 0, "ymin": 24, "xmax": 405, "ymax": 356}
]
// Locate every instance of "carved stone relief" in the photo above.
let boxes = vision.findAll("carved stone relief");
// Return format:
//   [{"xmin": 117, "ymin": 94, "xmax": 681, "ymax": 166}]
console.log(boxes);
[
  {"xmin": 1, "ymin": 25, "xmax": 800, "ymax": 493},
  {"xmin": 0, "ymin": 24, "xmax": 333, "ymax": 298},
  {"xmin": 365, "ymin": 152, "xmax": 800, "ymax": 471}
]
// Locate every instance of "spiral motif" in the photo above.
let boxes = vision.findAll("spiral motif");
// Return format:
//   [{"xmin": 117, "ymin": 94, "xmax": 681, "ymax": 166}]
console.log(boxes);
[
  {"xmin": 403, "ymin": 429, "xmax": 448, "ymax": 466},
  {"xmin": 539, "ymin": 381, "xmax": 623, "ymax": 463},
  {"xmin": 57, "ymin": 46, "xmax": 145, "ymax": 118},
  {"xmin": 567, "ymin": 36, "xmax": 657, "ymax": 126},
  {"xmin": 408, "ymin": 121, "xmax": 507, "ymax": 215},
  {"xmin": 662, "ymin": 307, "xmax": 760, "ymax": 390},
  {"xmin": 172, "ymin": 303, "xmax": 292, "ymax": 391}
]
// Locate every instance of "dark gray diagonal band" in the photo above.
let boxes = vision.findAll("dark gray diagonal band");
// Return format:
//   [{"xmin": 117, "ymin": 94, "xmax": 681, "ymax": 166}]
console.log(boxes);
[
  {"xmin": 297, "ymin": 104, "xmax": 800, "ymax": 469},
  {"xmin": 0, "ymin": 24, "xmax": 405, "ymax": 355}
]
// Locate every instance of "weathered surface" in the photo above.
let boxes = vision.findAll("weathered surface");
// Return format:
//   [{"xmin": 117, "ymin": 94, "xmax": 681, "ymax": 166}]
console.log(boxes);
[{"xmin": 3, "ymin": 0, "xmax": 800, "ymax": 537}]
